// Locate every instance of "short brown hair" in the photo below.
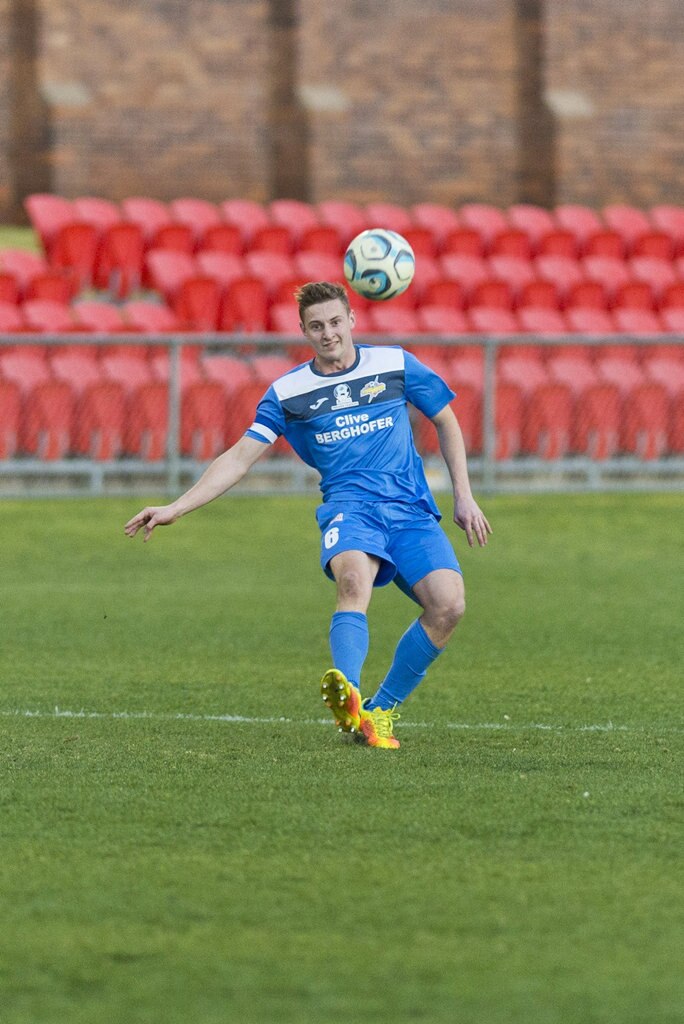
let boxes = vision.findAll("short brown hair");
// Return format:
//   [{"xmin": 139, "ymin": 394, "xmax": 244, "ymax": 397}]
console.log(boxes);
[{"xmin": 295, "ymin": 281, "xmax": 350, "ymax": 320}]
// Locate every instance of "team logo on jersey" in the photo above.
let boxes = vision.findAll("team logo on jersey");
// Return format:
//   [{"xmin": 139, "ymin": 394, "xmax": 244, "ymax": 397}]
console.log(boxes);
[
  {"xmin": 360, "ymin": 376, "xmax": 386, "ymax": 404},
  {"xmin": 331, "ymin": 383, "xmax": 358, "ymax": 410}
]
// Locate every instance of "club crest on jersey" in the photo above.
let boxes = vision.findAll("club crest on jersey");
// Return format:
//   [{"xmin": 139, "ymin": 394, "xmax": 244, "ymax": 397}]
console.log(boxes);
[
  {"xmin": 331, "ymin": 383, "xmax": 358, "ymax": 410},
  {"xmin": 360, "ymin": 376, "xmax": 386, "ymax": 403}
]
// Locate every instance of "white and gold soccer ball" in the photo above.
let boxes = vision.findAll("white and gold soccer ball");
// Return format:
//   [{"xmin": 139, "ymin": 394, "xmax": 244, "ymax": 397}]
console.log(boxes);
[{"xmin": 343, "ymin": 228, "xmax": 415, "ymax": 301}]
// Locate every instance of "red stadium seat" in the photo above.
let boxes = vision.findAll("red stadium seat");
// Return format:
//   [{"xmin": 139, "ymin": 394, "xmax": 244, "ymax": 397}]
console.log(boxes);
[
  {"xmin": 487, "ymin": 256, "xmax": 536, "ymax": 299},
  {"xmin": 547, "ymin": 353, "xmax": 600, "ymax": 394},
  {"xmin": 145, "ymin": 250, "xmax": 197, "ymax": 302},
  {"xmin": 554, "ymin": 204, "xmax": 604, "ymax": 248},
  {"xmin": 416, "ymin": 306, "xmax": 470, "ymax": 335},
  {"xmin": 611, "ymin": 309, "xmax": 664, "ymax": 334},
  {"xmin": 660, "ymin": 282, "xmax": 684, "ymax": 310},
  {"xmin": 181, "ymin": 380, "xmax": 228, "ymax": 459},
  {"xmin": 367, "ymin": 306, "xmax": 420, "ymax": 334},
  {"xmin": 0, "ymin": 348, "xmax": 51, "ymax": 392},
  {"xmin": 251, "ymin": 354, "xmax": 296, "ymax": 384},
  {"xmin": 219, "ymin": 277, "xmax": 270, "ymax": 332},
  {"xmin": 535, "ymin": 255, "xmax": 585, "ymax": 302},
  {"xmin": 523, "ymin": 381, "xmax": 574, "ymax": 458},
  {"xmin": 565, "ymin": 280, "xmax": 610, "ymax": 311},
  {"xmin": 0, "ymin": 378, "xmax": 21, "ymax": 457},
  {"xmin": 536, "ymin": 229, "xmax": 579, "ymax": 259},
  {"xmin": 224, "ymin": 380, "xmax": 271, "ymax": 447},
  {"xmin": 50, "ymin": 349, "xmax": 102, "ymax": 395},
  {"xmin": 602, "ymin": 204, "xmax": 652, "ymax": 248},
  {"xmin": 564, "ymin": 307, "xmax": 616, "ymax": 335},
  {"xmin": 293, "ymin": 251, "xmax": 341, "ymax": 283},
  {"xmin": 148, "ymin": 223, "xmax": 195, "ymax": 255},
  {"xmin": 173, "ymin": 276, "xmax": 222, "ymax": 331},
  {"xmin": 650, "ymin": 205, "xmax": 684, "ymax": 255},
  {"xmin": 317, "ymin": 200, "xmax": 369, "ymax": 242},
  {"xmin": 365, "ymin": 202, "xmax": 414, "ymax": 235},
  {"xmin": 149, "ymin": 350, "xmax": 203, "ymax": 388},
  {"xmin": 581, "ymin": 257, "xmax": 631, "ymax": 301},
  {"xmin": 50, "ymin": 222, "xmax": 99, "ymax": 290},
  {"xmin": 583, "ymin": 230, "xmax": 626, "ymax": 259},
  {"xmin": 269, "ymin": 302, "xmax": 302, "ymax": 334},
  {"xmin": 573, "ymin": 383, "xmax": 622, "ymax": 459},
  {"xmin": 411, "ymin": 203, "xmax": 461, "ymax": 249},
  {"xmin": 124, "ymin": 381, "xmax": 168, "ymax": 459},
  {"xmin": 202, "ymin": 354, "xmax": 254, "ymax": 393},
  {"xmin": 613, "ymin": 281, "xmax": 655, "ymax": 311},
  {"xmin": 621, "ymin": 381, "xmax": 670, "ymax": 459},
  {"xmin": 196, "ymin": 251, "xmax": 246, "ymax": 291},
  {"xmin": 0, "ymin": 249, "xmax": 49, "ymax": 291},
  {"xmin": 249, "ymin": 225, "xmax": 293, "ymax": 255},
  {"xmin": 498, "ymin": 353, "xmax": 548, "ymax": 395},
  {"xmin": 517, "ymin": 279, "xmax": 561, "ymax": 310},
  {"xmin": 21, "ymin": 380, "xmax": 75, "ymax": 459},
  {"xmin": 0, "ymin": 271, "xmax": 20, "ymax": 305},
  {"xmin": 244, "ymin": 252, "xmax": 296, "ymax": 294},
  {"xmin": 508, "ymin": 204, "xmax": 557, "ymax": 248},
  {"xmin": 644, "ymin": 356, "xmax": 684, "ymax": 397},
  {"xmin": 669, "ymin": 392, "xmax": 684, "ymax": 452},
  {"xmin": 220, "ymin": 199, "xmax": 271, "ymax": 249},
  {"xmin": 459, "ymin": 204, "xmax": 509, "ymax": 247},
  {"xmin": 298, "ymin": 225, "xmax": 342, "ymax": 255},
  {"xmin": 22, "ymin": 299, "xmax": 79, "ymax": 333},
  {"xmin": 269, "ymin": 199, "xmax": 320, "ymax": 246},
  {"xmin": 72, "ymin": 196, "xmax": 121, "ymax": 233},
  {"xmin": 0, "ymin": 301, "xmax": 27, "ymax": 333},
  {"xmin": 631, "ymin": 231, "xmax": 675, "ymax": 260},
  {"xmin": 24, "ymin": 271, "xmax": 75, "ymax": 304},
  {"xmin": 101, "ymin": 351, "xmax": 156, "ymax": 393},
  {"xmin": 95, "ymin": 221, "xmax": 146, "ymax": 297},
  {"xmin": 410, "ymin": 255, "xmax": 442, "ymax": 304},
  {"xmin": 73, "ymin": 300, "xmax": 128, "ymax": 333},
  {"xmin": 469, "ymin": 279, "xmax": 514, "ymax": 311},
  {"xmin": 659, "ymin": 308, "xmax": 684, "ymax": 333},
  {"xmin": 121, "ymin": 197, "xmax": 173, "ymax": 242},
  {"xmin": 170, "ymin": 198, "xmax": 223, "ymax": 244},
  {"xmin": 495, "ymin": 381, "xmax": 524, "ymax": 459},
  {"xmin": 439, "ymin": 255, "xmax": 490, "ymax": 300},
  {"xmin": 489, "ymin": 229, "xmax": 533, "ymax": 259},
  {"xmin": 24, "ymin": 194, "xmax": 76, "ymax": 255},
  {"xmin": 629, "ymin": 257, "xmax": 677, "ymax": 303},
  {"xmin": 467, "ymin": 307, "xmax": 519, "ymax": 334},
  {"xmin": 73, "ymin": 381, "xmax": 127, "ymax": 459},
  {"xmin": 402, "ymin": 227, "xmax": 438, "ymax": 258},
  {"xmin": 123, "ymin": 301, "xmax": 181, "ymax": 333},
  {"xmin": 441, "ymin": 227, "xmax": 485, "ymax": 258},
  {"xmin": 199, "ymin": 222, "xmax": 244, "ymax": 255},
  {"xmin": 422, "ymin": 278, "xmax": 465, "ymax": 310},
  {"xmin": 517, "ymin": 307, "xmax": 568, "ymax": 335},
  {"xmin": 444, "ymin": 348, "xmax": 484, "ymax": 390},
  {"xmin": 596, "ymin": 355, "xmax": 644, "ymax": 395}
]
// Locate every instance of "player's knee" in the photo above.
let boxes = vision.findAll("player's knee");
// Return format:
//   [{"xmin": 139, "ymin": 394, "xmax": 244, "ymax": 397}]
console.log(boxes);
[
  {"xmin": 426, "ymin": 587, "xmax": 465, "ymax": 640},
  {"xmin": 336, "ymin": 568, "xmax": 370, "ymax": 605}
]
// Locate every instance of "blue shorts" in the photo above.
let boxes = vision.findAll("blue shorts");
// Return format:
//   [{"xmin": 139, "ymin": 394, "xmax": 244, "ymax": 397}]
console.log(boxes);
[{"xmin": 316, "ymin": 500, "xmax": 461, "ymax": 600}]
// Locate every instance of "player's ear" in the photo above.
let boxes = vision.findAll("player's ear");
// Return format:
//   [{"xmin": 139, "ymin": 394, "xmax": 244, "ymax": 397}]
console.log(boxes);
[{"xmin": 349, "ymin": 309, "xmax": 356, "ymax": 329}]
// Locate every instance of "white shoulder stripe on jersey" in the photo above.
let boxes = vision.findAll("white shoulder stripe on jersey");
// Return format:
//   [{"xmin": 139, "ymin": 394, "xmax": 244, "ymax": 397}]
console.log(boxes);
[
  {"xmin": 247, "ymin": 422, "xmax": 277, "ymax": 444},
  {"xmin": 273, "ymin": 345, "xmax": 405, "ymax": 402}
]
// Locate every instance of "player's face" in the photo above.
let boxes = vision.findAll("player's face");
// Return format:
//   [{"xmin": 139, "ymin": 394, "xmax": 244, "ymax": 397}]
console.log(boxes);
[{"xmin": 301, "ymin": 299, "xmax": 356, "ymax": 372}]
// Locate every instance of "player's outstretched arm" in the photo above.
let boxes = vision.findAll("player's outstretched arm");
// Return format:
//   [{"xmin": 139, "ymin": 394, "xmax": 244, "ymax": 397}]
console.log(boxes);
[
  {"xmin": 431, "ymin": 405, "xmax": 492, "ymax": 548},
  {"xmin": 124, "ymin": 435, "xmax": 268, "ymax": 542}
]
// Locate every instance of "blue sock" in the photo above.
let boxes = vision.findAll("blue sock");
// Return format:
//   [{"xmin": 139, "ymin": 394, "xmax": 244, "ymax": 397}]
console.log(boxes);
[
  {"xmin": 329, "ymin": 611, "xmax": 369, "ymax": 689},
  {"xmin": 366, "ymin": 619, "xmax": 442, "ymax": 710}
]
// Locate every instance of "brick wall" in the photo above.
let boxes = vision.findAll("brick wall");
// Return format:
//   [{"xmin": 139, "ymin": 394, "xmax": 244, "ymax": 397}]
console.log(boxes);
[{"xmin": 0, "ymin": 0, "xmax": 683, "ymax": 223}]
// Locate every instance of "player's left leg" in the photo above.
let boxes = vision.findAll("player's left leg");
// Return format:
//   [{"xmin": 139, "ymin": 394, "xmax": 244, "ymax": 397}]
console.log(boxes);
[{"xmin": 365, "ymin": 569, "xmax": 464, "ymax": 713}]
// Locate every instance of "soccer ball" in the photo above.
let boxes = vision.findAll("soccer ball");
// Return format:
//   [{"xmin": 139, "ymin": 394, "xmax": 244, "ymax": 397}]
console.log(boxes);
[{"xmin": 343, "ymin": 228, "xmax": 415, "ymax": 301}]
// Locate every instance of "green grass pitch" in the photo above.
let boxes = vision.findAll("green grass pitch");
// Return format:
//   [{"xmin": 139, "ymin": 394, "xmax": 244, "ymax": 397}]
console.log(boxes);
[{"xmin": 0, "ymin": 492, "xmax": 682, "ymax": 1024}]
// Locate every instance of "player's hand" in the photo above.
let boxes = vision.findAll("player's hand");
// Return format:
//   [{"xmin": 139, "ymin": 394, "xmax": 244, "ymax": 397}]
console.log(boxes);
[
  {"xmin": 454, "ymin": 497, "xmax": 492, "ymax": 548},
  {"xmin": 124, "ymin": 505, "xmax": 179, "ymax": 542}
]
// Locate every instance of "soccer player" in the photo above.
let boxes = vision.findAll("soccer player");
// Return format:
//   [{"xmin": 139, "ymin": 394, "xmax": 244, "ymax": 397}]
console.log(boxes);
[{"xmin": 125, "ymin": 281, "xmax": 491, "ymax": 749}]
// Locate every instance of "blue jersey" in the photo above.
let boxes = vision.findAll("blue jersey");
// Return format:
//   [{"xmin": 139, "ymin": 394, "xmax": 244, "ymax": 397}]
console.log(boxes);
[{"xmin": 245, "ymin": 345, "xmax": 455, "ymax": 516}]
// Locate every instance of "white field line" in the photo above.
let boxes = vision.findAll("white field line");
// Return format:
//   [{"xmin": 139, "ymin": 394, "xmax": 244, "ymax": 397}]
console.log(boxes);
[{"xmin": 0, "ymin": 707, "xmax": 679, "ymax": 734}]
